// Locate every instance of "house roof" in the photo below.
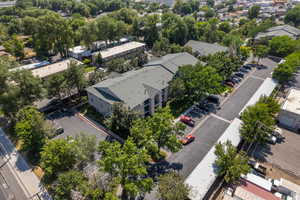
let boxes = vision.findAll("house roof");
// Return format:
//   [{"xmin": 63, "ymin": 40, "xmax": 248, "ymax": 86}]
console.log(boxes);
[
  {"xmin": 184, "ymin": 40, "xmax": 228, "ymax": 57},
  {"xmin": 92, "ymin": 41, "xmax": 146, "ymax": 60},
  {"xmin": 144, "ymin": 52, "xmax": 199, "ymax": 74},
  {"xmin": 237, "ymin": 179, "xmax": 281, "ymax": 200},
  {"xmin": 87, "ymin": 53, "xmax": 199, "ymax": 108},
  {"xmin": 281, "ymin": 88, "xmax": 300, "ymax": 115},
  {"xmin": 255, "ymin": 25, "xmax": 300, "ymax": 40},
  {"xmin": 87, "ymin": 66, "xmax": 172, "ymax": 108}
]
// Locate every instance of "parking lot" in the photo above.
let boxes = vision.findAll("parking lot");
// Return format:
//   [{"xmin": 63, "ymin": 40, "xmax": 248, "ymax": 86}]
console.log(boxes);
[
  {"xmin": 253, "ymin": 128, "xmax": 300, "ymax": 177},
  {"xmin": 169, "ymin": 58, "xmax": 279, "ymax": 178},
  {"xmin": 46, "ymin": 110, "xmax": 108, "ymax": 142}
]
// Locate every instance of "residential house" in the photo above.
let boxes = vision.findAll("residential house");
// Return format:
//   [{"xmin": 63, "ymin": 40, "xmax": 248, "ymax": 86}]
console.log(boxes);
[
  {"xmin": 91, "ymin": 41, "xmax": 146, "ymax": 64},
  {"xmin": 255, "ymin": 25, "xmax": 300, "ymax": 41},
  {"xmin": 10, "ymin": 58, "xmax": 82, "ymax": 79},
  {"xmin": 86, "ymin": 52, "xmax": 199, "ymax": 116},
  {"xmin": 184, "ymin": 40, "xmax": 228, "ymax": 57}
]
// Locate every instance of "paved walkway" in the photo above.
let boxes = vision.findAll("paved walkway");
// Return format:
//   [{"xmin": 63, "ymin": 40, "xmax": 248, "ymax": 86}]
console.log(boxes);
[{"xmin": 0, "ymin": 128, "xmax": 51, "ymax": 200}]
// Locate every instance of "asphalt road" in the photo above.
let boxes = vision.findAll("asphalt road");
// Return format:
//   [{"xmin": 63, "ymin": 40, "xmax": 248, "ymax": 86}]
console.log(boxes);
[
  {"xmin": 0, "ymin": 160, "xmax": 27, "ymax": 200},
  {"xmin": 168, "ymin": 116, "xmax": 230, "ymax": 178},
  {"xmin": 252, "ymin": 58, "xmax": 278, "ymax": 79},
  {"xmin": 216, "ymin": 77, "xmax": 264, "ymax": 121},
  {"xmin": 47, "ymin": 111, "xmax": 108, "ymax": 142}
]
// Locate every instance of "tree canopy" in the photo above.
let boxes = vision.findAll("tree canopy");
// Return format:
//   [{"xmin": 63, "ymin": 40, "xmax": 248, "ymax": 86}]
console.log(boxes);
[
  {"xmin": 98, "ymin": 138, "xmax": 153, "ymax": 199},
  {"xmin": 157, "ymin": 171, "xmax": 190, "ymax": 200},
  {"xmin": 215, "ymin": 140, "xmax": 250, "ymax": 183}
]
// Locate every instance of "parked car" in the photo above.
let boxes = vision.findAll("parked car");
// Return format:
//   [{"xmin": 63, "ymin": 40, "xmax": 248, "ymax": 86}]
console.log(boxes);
[
  {"xmin": 206, "ymin": 95, "xmax": 220, "ymax": 105},
  {"xmin": 240, "ymin": 67, "xmax": 250, "ymax": 73},
  {"xmin": 232, "ymin": 75, "xmax": 242, "ymax": 82},
  {"xmin": 180, "ymin": 134, "xmax": 195, "ymax": 145},
  {"xmin": 180, "ymin": 115, "xmax": 195, "ymax": 127},
  {"xmin": 230, "ymin": 77, "xmax": 240, "ymax": 84},
  {"xmin": 235, "ymin": 72, "xmax": 245, "ymax": 78},
  {"xmin": 243, "ymin": 64, "xmax": 252, "ymax": 70},
  {"xmin": 224, "ymin": 81, "xmax": 235, "ymax": 87}
]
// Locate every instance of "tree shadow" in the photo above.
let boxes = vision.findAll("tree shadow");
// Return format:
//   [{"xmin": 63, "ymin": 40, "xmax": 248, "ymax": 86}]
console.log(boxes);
[
  {"xmin": 147, "ymin": 160, "xmax": 183, "ymax": 181},
  {"xmin": 252, "ymin": 143, "xmax": 273, "ymax": 162}
]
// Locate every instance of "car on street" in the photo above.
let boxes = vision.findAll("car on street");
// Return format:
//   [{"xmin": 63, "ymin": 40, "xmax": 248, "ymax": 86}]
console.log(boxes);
[
  {"xmin": 180, "ymin": 134, "xmax": 195, "ymax": 145},
  {"xmin": 180, "ymin": 115, "xmax": 195, "ymax": 127}
]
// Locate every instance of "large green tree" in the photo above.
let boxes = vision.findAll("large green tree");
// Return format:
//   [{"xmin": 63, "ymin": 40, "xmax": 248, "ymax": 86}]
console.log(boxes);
[
  {"xmin": 240, "ymin": 96, "xmax": 280, "ymax": 144},
  {"xmin": 214, "ymin": 140, "xmax": 250, "ymax": 184},
  {"xmin": 284, "ymin": 5, "xmax": 300, "ymax": 26},
  {"xmin": 170, "ymin": 64, "xmax": 222, "ymax": 102},
  {"xmin": 40, "ymin": 138, "xmax": 78, "ymax": 179},
  {"xmin": 45, "ymin": 73, "xmax": 68, "ymax": 99},
  {"xmin": 144, "ymin": 14, "xmax": 160, "ymax": 47},
  {"xmin": 11, "ymin": 70, "xmax": 44, "ymax": 106},
  {"xmin": 268, "ymin": 36, "xmax": 299, "ymax": 57},
  {"xmin": 161, "ymin": 12, "xmax": 188, "ymax": 45},
  {"xmin": 130, "ymin": 106, "xmax": 185, "ymax": 159},
  {"xmin": 104, "ymin": 103, "xmax": 139, "ymax": 138},
  {"xmin": 33, "ymin": 12, "xmax": 74, "ymax": 57},
  {"xmin": 157, "ymin": 171, "xmax": 190, "ymax": 200},
  {"xmin": 98, "ymin": 138, "xmax": 153, "ymax": 199},
  {"xmin": 253, "ymin": 44, "xmax": 269, "ymax": 64},
  {"xmin": 64, "ymin": 61, "xmax": 87, "ymax": 94},
  {"xmin": 15, "ymin": 106, "xmax": 48, "ymax": 154}
]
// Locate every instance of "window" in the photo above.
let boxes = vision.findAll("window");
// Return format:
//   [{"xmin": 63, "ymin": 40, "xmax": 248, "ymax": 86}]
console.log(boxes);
[
  {"xmin": 154, "ymin": 94, "xmax": 159, "ymax": 105},
  {"xmin": 144, "ymin": 98, "xmax": 151, "ymax": 105}
]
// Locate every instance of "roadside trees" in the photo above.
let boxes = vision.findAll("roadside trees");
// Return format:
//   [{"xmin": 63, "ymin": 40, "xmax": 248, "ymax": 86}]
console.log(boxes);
[
  {"xmin": 98, "ymin": 138, "xmax": 153, "ymax": 199},
  {"xmin": 253, "ymin": 44, "xmax": 269, "ymax": 64},
  {"xmin": 40, "ymin": 138, "xmax": 78, "ymax": 179},
  {"xmin": 15, "ymin": 106, "xmax": 48, "ymax": 155},
  {"xmin": 214, "ymin": 140, "xmax": 250, "ymax": 184},
  {"xmin": 157, "ymin": 171, "xmax": 190, "ymax": 200}
]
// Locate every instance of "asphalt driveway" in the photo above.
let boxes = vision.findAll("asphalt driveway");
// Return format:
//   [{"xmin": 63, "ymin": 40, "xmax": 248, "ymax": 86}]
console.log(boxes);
[
  {"xmin": 168, "ymin": 116, "xmax": 230, "ymax": 178},
  {"xmin": 216, "ymin": 77, "xmax": 264, "ymax": 121},
  {"xmin": 47, "ymin": 111, "xmax": 107, "ymax": 142}
]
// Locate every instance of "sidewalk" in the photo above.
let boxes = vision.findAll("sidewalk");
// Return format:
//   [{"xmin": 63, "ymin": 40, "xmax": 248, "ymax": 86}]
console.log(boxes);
[{"xmin": 0, "ymin": 128, "xmax": 51, "ymax": 200}]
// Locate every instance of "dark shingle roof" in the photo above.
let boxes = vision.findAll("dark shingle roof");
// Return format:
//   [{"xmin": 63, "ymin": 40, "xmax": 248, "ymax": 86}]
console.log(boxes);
[
  {"xmin": 255, "ymin": 25, "xmax": 300, "ymax": 40},
  {"xmin": 184, "ymin": 40, "xmax": 228, "ymax": 57},
  {"xmin": 87, "ymin": 53, "xmax": 199, "ymax": 108}
]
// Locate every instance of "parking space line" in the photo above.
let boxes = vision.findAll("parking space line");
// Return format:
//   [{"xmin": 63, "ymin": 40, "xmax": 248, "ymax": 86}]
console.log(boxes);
[
  {"xmin": 250, "ymin": 75, "xmax": 265, "ymax": 81},
  {"xmin": 210, "ymin": 114, "xmax": 231, "ymax": 124}
]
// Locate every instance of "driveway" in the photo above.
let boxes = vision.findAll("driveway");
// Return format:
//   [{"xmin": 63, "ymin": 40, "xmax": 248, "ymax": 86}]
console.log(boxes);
[
  {"xmin": 216, "ymin": 77, "xmax": 264, "ymax": 121},
  {"xmin": 47, "ymin": 111, "xmax": 108, "ymax": 142},
  {"xmin": 168, "ymin": 116, "xmax": 230, "ymax": 178},
  {"xmin": 252, "ymin": 58, "xmax": 278, "ymax": 79}
]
